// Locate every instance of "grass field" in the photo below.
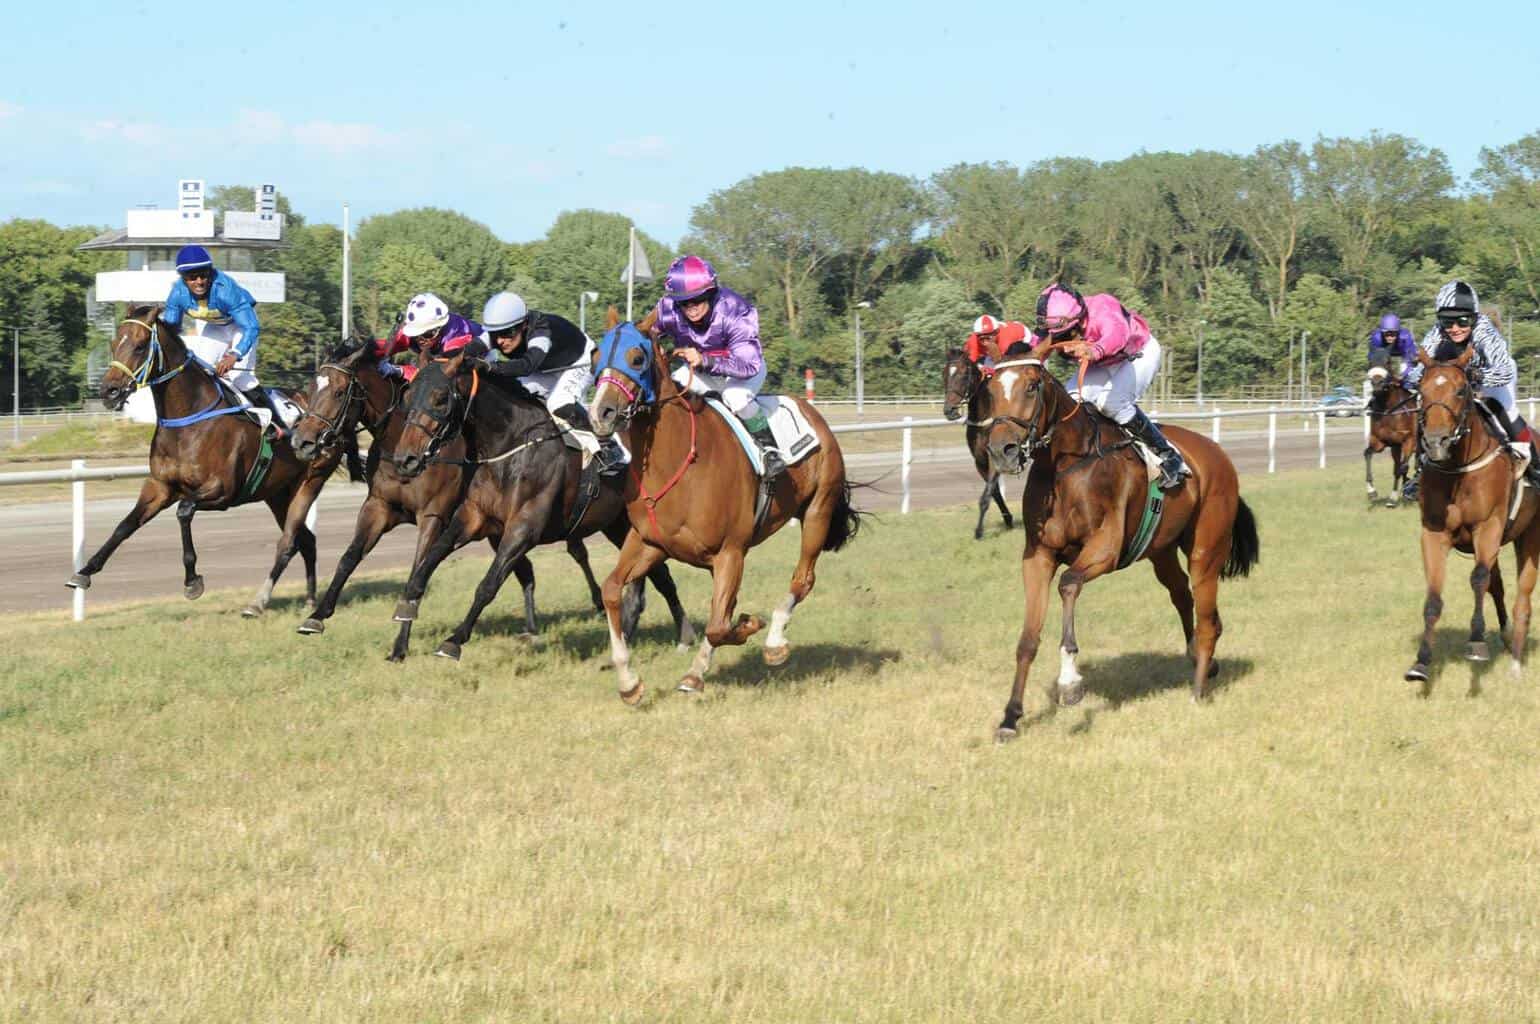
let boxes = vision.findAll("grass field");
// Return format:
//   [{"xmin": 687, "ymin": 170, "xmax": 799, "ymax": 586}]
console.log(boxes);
[{"xmin": 3, "ymin": 465, "xmax": 1539, "ymax": 1022}]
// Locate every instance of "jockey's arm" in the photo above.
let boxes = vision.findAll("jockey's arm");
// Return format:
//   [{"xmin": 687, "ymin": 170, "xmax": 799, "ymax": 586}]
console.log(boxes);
[
  {"xmin": 487, "ymin": 337, "xmax": 549, "ymax": 378},
  {"xmin": 706, "ymin": 307, "xmax": 764, "ymax": 378},
  {"xmin": 161, "ymin": 280, "xmax": 191, "ymax": 326},
  {"xmin": 230, "ymin": 300, "xmax": 260, "ymax": 357}
]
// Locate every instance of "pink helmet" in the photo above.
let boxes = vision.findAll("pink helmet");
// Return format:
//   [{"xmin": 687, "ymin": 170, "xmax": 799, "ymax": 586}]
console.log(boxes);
[
  {"xmin": 664, "ymin": 255, "xmax": 718, "ymax": 301},
  {"xmin": 1035, "ymin": 283, "xmax": 1087, "ymax": 337},
  {"xmin": 973, "ymin": 314, "xmax": 1001, "ymax": 335}
]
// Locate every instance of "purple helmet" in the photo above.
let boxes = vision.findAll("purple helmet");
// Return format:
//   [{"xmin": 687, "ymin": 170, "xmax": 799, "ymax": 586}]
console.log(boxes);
[
  {"xmin": 664, "ymin": 255, "xmax": 718, "ymax": 301},
  {"xmin": 1378, "ymin": 313, "xmax": 1401, "ymax": 332}
]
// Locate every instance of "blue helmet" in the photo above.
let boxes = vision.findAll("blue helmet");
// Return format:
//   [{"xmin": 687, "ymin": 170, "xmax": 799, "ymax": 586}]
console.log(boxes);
[
  {"xmin": 175, "ymin": 245, "xmax": 214, "ymax": 272},
  {"xmin": 1378, "ymin": 313, "xmax": 1400, "ymax": 333}
]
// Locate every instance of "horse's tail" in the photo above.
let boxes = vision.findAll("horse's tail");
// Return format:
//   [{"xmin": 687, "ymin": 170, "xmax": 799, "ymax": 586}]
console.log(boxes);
[
  {"xmin": 1222, "ymin": 497, "xmax": 1260, "ymax": 579},
  {"xmin": 342, "ymin": 427, "xmax": 367, "ymax": 484},
  {"xmin": 821, "ymin": 478, "xmax": 870, "ymax": 553}
]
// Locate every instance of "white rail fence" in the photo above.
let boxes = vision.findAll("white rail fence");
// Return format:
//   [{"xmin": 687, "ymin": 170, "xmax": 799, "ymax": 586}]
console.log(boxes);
[{"xmin": 0, "ymin": 402, "xmax": 1445, "ymax": 621}]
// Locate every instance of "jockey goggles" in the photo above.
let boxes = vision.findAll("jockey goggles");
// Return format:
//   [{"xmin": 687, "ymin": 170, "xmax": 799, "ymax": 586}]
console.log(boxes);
[{"xmin": 1438, "ymin": 312, "xmax": 1475, "ymax": 329}]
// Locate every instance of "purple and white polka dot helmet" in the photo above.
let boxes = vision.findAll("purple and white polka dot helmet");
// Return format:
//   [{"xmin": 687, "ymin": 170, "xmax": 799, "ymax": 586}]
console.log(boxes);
[{"xmin": 401, "ymin": 293, "xmax": 449, "ymax": 338}]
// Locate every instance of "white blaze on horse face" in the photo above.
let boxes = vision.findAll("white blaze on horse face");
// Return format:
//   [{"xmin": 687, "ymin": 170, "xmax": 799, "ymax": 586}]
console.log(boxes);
[
  {"xmin": 315, "ymin": 375, "xmax": 330, "ymax": 393},
  {"xmin": 999, "ymin": 370, "xmax": 1020, "ymax": 403},
  {"xmin": 948, "ymin": 366, "xmax": 958, "ymax": 377}
]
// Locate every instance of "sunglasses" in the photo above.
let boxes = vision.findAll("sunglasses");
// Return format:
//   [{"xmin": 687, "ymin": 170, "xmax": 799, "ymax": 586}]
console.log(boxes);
[
  {"xmin": 489, "ymin": 327, "xmax": 520, "ymax": 341},
  {"xmin": 1438, "ymin": 313, "xmax": 1475, "ymax": 329},
  {"xmin": 181, "ymin": 268, "xmax": 212, "ymax": 281}
]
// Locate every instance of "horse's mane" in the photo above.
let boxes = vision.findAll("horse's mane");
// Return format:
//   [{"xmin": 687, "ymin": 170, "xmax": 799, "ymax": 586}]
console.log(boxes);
[{"xmin": 1002, "ymin": 340, "xmax": 1034, "ymax": 358}]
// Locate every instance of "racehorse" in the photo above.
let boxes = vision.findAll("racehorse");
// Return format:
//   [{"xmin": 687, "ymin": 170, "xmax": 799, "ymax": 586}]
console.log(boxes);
[
  {"xmin": 70, "ymin": 306, "xmax": 357, "ymax": 615},
  {"xmin": 588, "ymin": 323, "xmax": 864, "ymax": 704},
  {"xmin": 942, "ymin": 348, "xmax": 1015, "ymax": 539},
  {"xmin": 1406, "ymin": 347, "xmax": 1540, "ymax": 685},
  {"xmin": 385, "ymin": 351, "xmax": 694, "ymax": 662},
  {"xmin": 1364, "ymin": 360, "xmax": 1418, "ymax": 507},
  {"xmin": 289, "ymin": 343, "xmax": 637, "ymax": 656},
  {"xmin": 982, "ymin": 340, "xmax": 1259, "ymax": 741}
]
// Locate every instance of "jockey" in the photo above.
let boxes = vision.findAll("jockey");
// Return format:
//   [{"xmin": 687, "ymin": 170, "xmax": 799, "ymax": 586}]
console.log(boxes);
[
  {"xmin": 1367, "ymin": 313, "xmax": 1417, "ymax": 382},
  {"xmin": 162, "ymin": 245, "xmax": 286, "ymax": 430},
  {"xmin": 651, "ymin": 255, "xmax": 784, "ymax": 482},
  {"xmin": 478, "ymin": 291, "xmax": 622, "ymax": 472},
  {"xmin": 375, "ymin": 293, "xmax": 483, "ymax": 379},
  {"xmin": 1034, "ymin": 283, "xmax": 1188, "ymax": 490},
  {"xmin": 965, "ymin": 314, "xmax": 1028, "ymax": 374},
  {"xmin": 1406, "ymin": 280, "xmax": 1539, "ymax": 481}
]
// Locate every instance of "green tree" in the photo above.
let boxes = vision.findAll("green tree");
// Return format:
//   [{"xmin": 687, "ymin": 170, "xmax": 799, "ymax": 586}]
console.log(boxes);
[
  {"xmin": 529, "ymin": 210, "xmax": 670, "ymax": 326},
  {"xmin": 19, "ymin": 293, "xmax": 73, "ymax": 404},
  {"xmin": 1233, "ymin": 142, "xmax": 1311, "ymax": 320},
  {"xmin": 1278, "ymin": 273, "xmax": 1365, "ymax": 390},
  {"xmin": 357, "ymin": 243, "xmax": 453, "ymax": 337},
  {"xmin": 1198, "ymin": 268, "xmax": 1274, "ymax": 393},
  {"xmin": 354, "ymin": 208, "xmax": 507, "ymax": 325},
  {"xmin": 928, "ymin": 162, "xmax": 1037, "ymax": 312}
]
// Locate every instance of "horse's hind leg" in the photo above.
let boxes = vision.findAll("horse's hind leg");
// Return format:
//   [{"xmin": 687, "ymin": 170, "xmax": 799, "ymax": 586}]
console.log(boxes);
[
  {"xmin": 1364, "ymin": 444, "xmax": 1379, "ymax": 502},
  {"xmin": 1407, "ymin": 528, "xmax": 1452, "ymax": 688},
  {"xmin": 763, "ymin": 487, "xmax": 840, "ymax": 667},
  {"xmin": 1465, "ymin": 518, "xmax": 1504, "ymax": 670},
  {"xmin": 1489, "ymin": 559, "xmax": 1509, "ymax": 638},
  {"xmin": 565, "ymin": 537, "xmax": 605, "ymax": 614},
  {"xmin": 245, "ymin": 490, "xmax": 307, "ymax": 618},
  {"xmin": 68, "ymin": 478, "xmax": 176, "ymax": 589},
  {"xmin": 974, "ymin": 476, "xmax": 992, "ymax": 540},
  {"xmin": 1508, "ymin": 525, "xmax": 1540, "ymax": 672},
  {"xmin": 176, "ymin": 499, "xmax": 204, "ymax": 600},
  {"xmin": 1150, "ymin": 546, "xmax": 1198, "ymax": 662}
]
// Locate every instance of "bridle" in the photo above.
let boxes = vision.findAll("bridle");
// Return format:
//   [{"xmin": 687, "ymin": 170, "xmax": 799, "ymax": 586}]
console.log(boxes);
[
  {"xmin": 943, "ymin": 358, "xmax": 986, "ymax": 424},
  {"xmin": 399, "ymin": 359, "xmax": 479, "ymax": 469},
  {"xmin": 988, "ymin": 353, "xmax": 1090, "ymax": 458},
  {"xmin": 296, "ymin": 361, "xmax": 401, "ymax": 453},
  {"xmin": 1417, "ymin": 364, "xmax": 1497, "ymax": 473},
  {"xmin": 109, "ymin": 318, "xmax": 189, "ymax": 393}
]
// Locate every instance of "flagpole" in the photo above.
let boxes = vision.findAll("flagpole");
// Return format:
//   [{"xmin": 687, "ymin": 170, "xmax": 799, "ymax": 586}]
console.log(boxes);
[{"xmin": 625, "ymin": 226, "xmax": 636, "ymax": 322}]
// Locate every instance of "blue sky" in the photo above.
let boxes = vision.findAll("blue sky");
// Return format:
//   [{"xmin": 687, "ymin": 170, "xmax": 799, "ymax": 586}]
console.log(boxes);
[{"xmin": 2, "ymin": 0, "xmax": 1537, "ymax": 245}]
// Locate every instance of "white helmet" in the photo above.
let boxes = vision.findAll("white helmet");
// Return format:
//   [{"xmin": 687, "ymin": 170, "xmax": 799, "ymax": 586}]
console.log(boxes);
[
  {"xmin": 482, "ymin": 291, "xmax": 528, "ymax": 333},
  {"xmin": 401, "ymin": 293, "xmax": 449, "ymax": 338}
]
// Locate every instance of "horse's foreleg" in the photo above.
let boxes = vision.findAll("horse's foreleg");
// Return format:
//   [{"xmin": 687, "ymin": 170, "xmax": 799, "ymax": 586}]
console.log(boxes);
[
  {"xmin": 1407, "ymin": 528, "xmax": 1452, "ymax": 687},
  {"xmin": 762, "ymin": 490, "xmax": 838, "ymax": 667},
  {"xmin": 642, "ymin": 560, "xmax": 693, "ymax": 651},
  {"xmin": 1055, "ymin": 548, "xmax": 1118, "ymax": 706},
  {"xmin": 176, "ymin": 499, "xmax": 204, "ymax": 600},
  {"xmin": 1509, "ymin": 525, "xmax": 1540, "ymax": 671},
  {"xmin": 1489, "ymin": 560, "xmax": 1509, "ymax": 637},
  {"xmin": 997, "ymin": 549, "xmax": 1056, "ymax": 742},
  {"xmin": 974, "ymin": 476, "xmax": 992, "ymax": 540},
  {"xmin": 299, "ymin": 497, "xmax": 398, "ymax": 633},
  {"xmin": 992, "ymin": 474, "xmax": 1014, "ymax": 528},
  {"xmin": 68, "ymin": 479, "xmax": 176, "ymax": 589},
  {"xmin": 1465, "ymin": 518, "xmax": 1504, "ymax": 669},
  {"xmin": 565, "ymin": 537, "xmax": 606, "ymax": 614},
  {"xmin": 435, "ymin": 521, "xmax": 541, "ymax": 662},
  {"xmin": 1364, "ymin": 445, "xmax": 1379, "ymax": 502},
  {"xmin": 684, "ymin": 546, "xmax": 760, "ymax": 694},
  {"xmin": 602, "ymin": 528, "xmax": 668, "ymax": 705},
  {"xmin": 388, "ymin": 512, "xmax": 467, "ymax": 662}
]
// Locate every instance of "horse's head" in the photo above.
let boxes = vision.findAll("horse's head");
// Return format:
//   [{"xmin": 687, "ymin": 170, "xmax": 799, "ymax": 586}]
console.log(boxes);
[
  {"xmin": 590, "ymin": 322, "xmax": 658, "ymax": 437},
  {"xmin": 984, "ymin": 340, "xmax": 1058, "ymax": 476},
  {"xmin": 1416, "ymin": 346, "xmax": 1476, "ymax": 464},
  {"xmin": 394, "ymin": 351, "xmax": 472, "ymax": 478},
  {"xmin": 100, "ymin": 304, "xmax": 167, "ymax": 410},
  {"xmin": 942, "ymin": 348, "xmax": 980, "ymax": 422},
  {"xmin": 293, "ymin": 343, "xmax": 368, "ymax": 463}
]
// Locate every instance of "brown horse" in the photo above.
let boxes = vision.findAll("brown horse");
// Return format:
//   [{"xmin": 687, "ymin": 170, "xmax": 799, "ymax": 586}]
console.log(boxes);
[
  {"xmin": 289, "ymin": 343, "xmax": 627, "ymax": 657},
  {"xmin": 1406, "ymin": 348, "xmax": 1540, "ymax": 685},
  {"xmin": 1364, "ymin": 371, "xmax": 1417, "ymax": 507},
  {"xmin": 587, "ymin": 322, "xmax": 864, "ymax": 703},
  {"xmin": 982, "ymin": 341, "xmax": 1259, "ymax": 740},
  {"xmin": 943, "ymin": 348, "xmax": 1015, "ymax": 539},
  {"xmin": 70, "ymin": 305, "xmax": 354, "ymax": 615}
]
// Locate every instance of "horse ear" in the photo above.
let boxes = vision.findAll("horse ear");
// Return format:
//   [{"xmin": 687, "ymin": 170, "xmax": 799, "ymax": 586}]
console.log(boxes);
[
  {"xmin": 150, "ymin": 303, "xmax": 166, "ymax": 324},
  {"xmin": 604, "ymin": 305, "xmax": 621, "ymax": 330},
  {"xmin": 1454, "ymin": 345, "xmax": 1474, "ymax": 368},
  {"xmin": 1028, "ymin": 335, "xmax": 1054, "ymax": 360},
  {"xmin": 1415, "ymin": 348, "xmax": 1433, "ymax": 368},
  {"xmin": 637, "ymin": 307, "xmax": 659, "ymax": 335}
]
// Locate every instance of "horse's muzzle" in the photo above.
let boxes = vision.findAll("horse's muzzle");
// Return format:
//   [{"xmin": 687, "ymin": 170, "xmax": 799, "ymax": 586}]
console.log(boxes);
[
  {"xmin": 100, "ymin": 383, "xmax": 128, "ymax": 411},
  {"xmin": 292, "ymin": 434, "xmax": 321, "ymax": 463},
  {"xmin": 395, "ymin": 451, "xmax": 427, "ymax": 478},
  {"xmin": 943, "ymin": 405, "xmax": 962, "ymax": 422},
  {"xmin": 590, "ymin": 403, "xmax": 619, "ymax": 438},
  {"xmin": 989, "ymin": 442, "xmax": 1028, "ymax": 476},
  {"xmin": 1422, "ymin": 432, "xmax": 1456, "ymax": 463}
]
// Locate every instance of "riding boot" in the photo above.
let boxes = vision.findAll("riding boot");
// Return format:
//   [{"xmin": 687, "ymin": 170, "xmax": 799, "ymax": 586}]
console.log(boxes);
[
  {"xmin": 744, "ymin": 414, "xmax": 786, "ymax": 483},
  {"xmin": 556, "ymin": 402, "xmax": 625, "ymax": 474},
  {"xmin": 243, "ymin": 387, "xmax": 286, "ymax": 438},
  {"xmin": 1125, "ymin": 408, "xmax": 1187, "ymax": 491}
]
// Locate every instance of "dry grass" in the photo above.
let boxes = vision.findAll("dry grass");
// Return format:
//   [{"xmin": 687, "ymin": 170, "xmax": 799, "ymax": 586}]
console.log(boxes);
[{"xmin": 3, "ymin": 466, "xmax": 1539, "ymax": 1022}]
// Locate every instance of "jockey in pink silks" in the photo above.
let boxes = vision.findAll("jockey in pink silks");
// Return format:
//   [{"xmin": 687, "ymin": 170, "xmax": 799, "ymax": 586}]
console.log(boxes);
[{"xmin": 1034, "ymin": 283, "xmax": 1188, "ymax": 490}]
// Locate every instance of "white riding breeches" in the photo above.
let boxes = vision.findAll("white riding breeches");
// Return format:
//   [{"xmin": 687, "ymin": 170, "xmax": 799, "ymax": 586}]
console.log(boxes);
[
  {"xmin": 672, "ymin": 363, "xmax": 768, "ymax": 420},
  {"xmin": 183, "ymin": 320, "xmax": 259, "ymax": 392},
  {"xmin": 1480, "ymin": 381, "xmax": 1519, "ymax": 422},
  {"xmin": 521, "ymin": 363, "xmax": 593, "ymax": 416},
  {"xmin": 1068, "ymin": 335, "xmax": 1162, "ymax": 426}
]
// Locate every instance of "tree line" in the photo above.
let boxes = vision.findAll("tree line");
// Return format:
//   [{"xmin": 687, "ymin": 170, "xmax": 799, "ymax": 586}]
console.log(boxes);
[{"xmin": 3, "ymin": 128, "xmax": 1540, "ymax": 408}]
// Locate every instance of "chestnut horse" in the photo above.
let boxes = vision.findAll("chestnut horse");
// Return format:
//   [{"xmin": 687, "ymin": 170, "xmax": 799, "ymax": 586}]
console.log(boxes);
[
  {"xmin": 588, "ymin": 323, "xmax": 864, "ymax": 703},
  {"xmin": 983, "ymin": 342, "xmax": 1259, "ymax": 740},
  {"xmin": 70, "ymin": 306, "xmax": 357, "ymax": 615},
  {"xmin": 1406, "ymin": 348, "xmax": 1540, "ymax": 685},
  {"xmin": 942, "ymin": 348, "xmax": 1015, "ymax": 539},
  {"xmin": 1364, "ymin": 370, "xmax": 1417, "ymax": 507}
]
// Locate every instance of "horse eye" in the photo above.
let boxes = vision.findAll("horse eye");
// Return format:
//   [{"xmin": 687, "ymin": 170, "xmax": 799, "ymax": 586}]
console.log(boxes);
[{"xmin": 626, "ymin": 348, "xmax": 647, "ymax": 370}]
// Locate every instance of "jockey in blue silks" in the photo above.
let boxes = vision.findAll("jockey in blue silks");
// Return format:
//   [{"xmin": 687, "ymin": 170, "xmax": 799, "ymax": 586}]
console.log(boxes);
[{"xmin": 162, "ymin": 245, "xmax": 285, "ymax": 430}]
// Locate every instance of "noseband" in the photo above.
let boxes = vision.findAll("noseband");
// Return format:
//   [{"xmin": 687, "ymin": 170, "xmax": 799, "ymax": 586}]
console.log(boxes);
[{"xmin": 110, "ymin": 319, "xmax": 188, "ymax": 393}]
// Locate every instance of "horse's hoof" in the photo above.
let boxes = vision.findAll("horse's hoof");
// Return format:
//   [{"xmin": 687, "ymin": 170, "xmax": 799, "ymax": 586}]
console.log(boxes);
[
  {"xmin": 392, "ymin": 599, "xmax": 418, "ymax": 623},
  {"xmin": 763, "ymin": 644, "xmax": 789, "ymax": 667},
  {"xmin": 1207, "ymin": 660, "xmax": 1220, "ymax": 680},
  {"xmin": 241, "ymin": 604, "xmax": 264, "ymax": 619},
  {"xmin": 184, "ymin": 576, "xmax": 204, "ymax": 601},
  {"xmin": 741, "ymin": 614, "xmax": 765, "ymax": 635},
  {"xmin": 434, "ymin": 640, "xmax": 461, "ymax": 662},
  {"xmin": 65, "ymin": 573, "xmax": 91, "ymax": 590},
  {"xmin": 385, "ymin": 651, "xmax": 406, "ymax": 664},
  {"xmin": 677, "ymin": 674, "xmax": 705, "ymax": 695},
  {"xmin": 296, "ymin": 618, "xmax": 325, "ymax": 636},
  {"xmin": 973, "ymin": 529, "xmax": 984, "ymax": 541},
  {"xmin": 1466, "ymin": 641, "xmax": 1491, "ymax": 662},
  {"xmin": 1058, "ymin": 681, "xmax": 1086, "ymax": 707},
  {"xmin": 1405, "ymin": 663, "xmax": 1429, "ymax": 683},
  {"xmin": 994, "ymin": 726, "xmax": 1018, "ymax": 744},
  {"xmin": 619, "ymin": 681, "xmax": 646, "ymax": 706},
  {"xmin": 1385, "ymin": 499, "xmax": 1398, "ymax": 509}
]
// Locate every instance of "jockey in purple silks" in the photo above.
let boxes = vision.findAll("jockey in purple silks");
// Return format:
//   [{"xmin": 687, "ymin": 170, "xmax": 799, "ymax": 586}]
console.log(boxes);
[
  {"xmin": 1367, "ymin": 313, "xmax": 1418, "ymax": 382},
  {"xmin": 651, "ymin": 255, "xmax": 784, "ymax": 481}
]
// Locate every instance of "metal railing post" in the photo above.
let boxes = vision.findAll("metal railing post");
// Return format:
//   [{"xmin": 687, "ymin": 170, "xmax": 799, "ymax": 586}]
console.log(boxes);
[
  {"xmin": 1317, "ymin": 411, "xmax": 1326, "ymax": 469},
  {"xmin": 1211, "ymin": 405, "xmax": 1221, "ymax": 443},
  {"xmin": 900, "ymin": 416, "xmax": 913, "ymax": 515},
  {"xmin": 71, "ymin": 458, "xmax": 85, "ymax": 622},
  {"xmin": 1268, "ymin": 412, "xmax": 1277, "ymax": 474}
]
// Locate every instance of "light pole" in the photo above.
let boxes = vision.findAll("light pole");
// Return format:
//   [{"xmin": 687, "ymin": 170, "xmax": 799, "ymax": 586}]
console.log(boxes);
[
  {"xmin": 854, "ymin": 301, "xmax": 872, "ymax": 416},
  {"xmin": 579, "ymin": 291, "xmax": 599, "ymax": 336},
  {"xmin": 1196, "ymin": 319, "xmax": 1207, "ymax": 408},
  {"xmin": 5, "ymin": 325, "xmax": 18, "ymax": 446},
  {"xmin": 1301, "ymin": 330, "xmax": 1309, "ymax": 402}
]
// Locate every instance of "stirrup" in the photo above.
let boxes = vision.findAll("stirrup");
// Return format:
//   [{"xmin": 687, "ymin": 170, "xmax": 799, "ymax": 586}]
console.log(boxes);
[{"xmin": 760, "ymin": 449, "xmax": 786, "ymax": 483}]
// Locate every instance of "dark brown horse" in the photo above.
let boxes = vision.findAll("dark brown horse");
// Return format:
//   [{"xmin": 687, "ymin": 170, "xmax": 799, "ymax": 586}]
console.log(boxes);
[
  {"xmin": 943, "ymin": 348, "xmax": 1014, "ymax": 539},
  {"xmin": 289, "ymin": 343, "xmax": 626, "ymax": 656},
  {"xmin": 1406, "ymin": 348, "xmax": 1540, "ymax": 685},
  {"xmin": 385, "ymin": 351, "xmax": 694, "ymax": 662},
  {"xmin": 69, "ymin": 306, "xmax": 354, "ymax": 615},
  {"xmin": 1364, "ymin": 370, "xmax": 1417, "ymax": 507},
  {"xmin": 982, "ymin": 341, "xmax": 1259, "ymax": 740},
  {"xmin": 588, "ymin": 323, "xmax": 864, "ymax": 703}
]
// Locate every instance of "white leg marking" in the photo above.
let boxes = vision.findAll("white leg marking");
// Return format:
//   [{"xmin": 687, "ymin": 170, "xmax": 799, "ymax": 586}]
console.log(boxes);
[
  {"xmin": 609, "ymin": 621, "xmax": 638, "ymax": 694},
  {"xmin": 253, "ymin": 577, "xmax": 275, "ymax": 609},
  {"xmin": 765, "ymin": 593, "xmax": 798, "ymax": 648},
  {"xmin": 1057, "ymin": 645, "xmax": 1083, "ymax": 689},
  {"xmin": 688, "ymin": 636, "xmax": 715, "ymax": 680},
  {"xmin": 676, "ymin": 616, "xmax": 698, "ymax": 652}
]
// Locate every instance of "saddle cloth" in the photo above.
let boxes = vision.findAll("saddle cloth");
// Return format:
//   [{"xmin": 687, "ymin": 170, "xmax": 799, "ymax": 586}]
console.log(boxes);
[
  {"xmin": 218, "ymin": 379, "xmax": 302, "ymax": 432},
  {"xmin": 704, "ymin": 395, "xmax": 820, "ymax": 476}
]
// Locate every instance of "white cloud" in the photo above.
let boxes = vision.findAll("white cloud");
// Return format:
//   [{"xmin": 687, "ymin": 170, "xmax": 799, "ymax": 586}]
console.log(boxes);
[
  {"xmin": 80, "ymin": 119, "xmax": 165, "ymax": 145},
  {"xmin": 235, "ymin": 108, "xmax": 287, "ymax": 145},
  {"xmin": 605, "ymin": 135, "xmax": 669, "ymax": 159},
  {"xmin": 291, "ymin": 120, "xmax": 396, "ymax": 154},
  {"xmin": 0, "ymin": 101, "xmax": 20, "ymax": 121}
]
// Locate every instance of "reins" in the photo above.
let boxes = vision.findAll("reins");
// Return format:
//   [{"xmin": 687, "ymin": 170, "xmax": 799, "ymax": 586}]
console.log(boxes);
[{"xmin": 594, "ymin": 340, "xmax": 701, "ymax": 543}]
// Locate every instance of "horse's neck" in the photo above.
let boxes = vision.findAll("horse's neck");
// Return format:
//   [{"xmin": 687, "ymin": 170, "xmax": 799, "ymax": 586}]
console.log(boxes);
[
  {"xmin": 362, "ymin": 372, "xmax": 401, "ymax": 425},
  {"xmin": 968, "ymin": 375, "xmax": 990, "ymax": 420},
  {"xmin": 1044, "ymin": 379, "xmax": 1098, "ymax": 459},
  {"xmin": 469, "ymin": 380, "xmax": 546, "ymax": 452},
  {"xmin": 151, "ymin": 324, "xmax": 219, "ymax": 417}
]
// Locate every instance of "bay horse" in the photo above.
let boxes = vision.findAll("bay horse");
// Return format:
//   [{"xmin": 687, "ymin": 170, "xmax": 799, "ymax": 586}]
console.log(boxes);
[
  {"xmin": 1364, "ymin": 365, "xmax": 1418, "ymax": 507},
  {"xmin": 982, "ymin": 340, "xmax": 1259, "ymax": 740},
  {"xmin": 70, "ymin": 306, "xmax": 358, "ymax": 615},
  {"xmin": 1405, "ymin": 347, "xmax": 1540, "ymax": 685},
  {"xmin": 385, "ymin": 351, "xmax": 694, "ymax": 662},
  {"xmin": 588, "ymin": 323, "xmax": 864, "ymax": 704},
  {"xmin": 942, "ymin": 348, "xmax": 1015, "ymax": 539},
  {"xmin": 289, "ymin": 343, "xmax": 629, "ymax": 657}
]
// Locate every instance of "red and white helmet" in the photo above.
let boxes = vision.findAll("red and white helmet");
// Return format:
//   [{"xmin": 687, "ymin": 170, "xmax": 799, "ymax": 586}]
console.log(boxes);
[{"xmin": 973, "ymin": 314, "xmax": 1001, "ymax": 335}]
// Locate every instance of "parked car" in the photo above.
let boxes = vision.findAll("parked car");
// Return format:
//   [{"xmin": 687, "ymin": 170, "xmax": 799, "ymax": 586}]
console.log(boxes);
[{"xmin": 1319, "ymin": 386, "xmax": 1365, "ymax": 417}]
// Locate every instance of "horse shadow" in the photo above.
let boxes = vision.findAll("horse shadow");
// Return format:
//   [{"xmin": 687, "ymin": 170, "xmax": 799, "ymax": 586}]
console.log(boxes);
[
  {"xmin": 1082, "ymin": 651, "xmax": 1256, "ymax": 709},
  {"xmin": 708, "ymin": 643, "xmax": 902, "ymax": 689},
  {"xmin": 1406, "ymin": 627, "xmax": 1520, "ymax": 697}
]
